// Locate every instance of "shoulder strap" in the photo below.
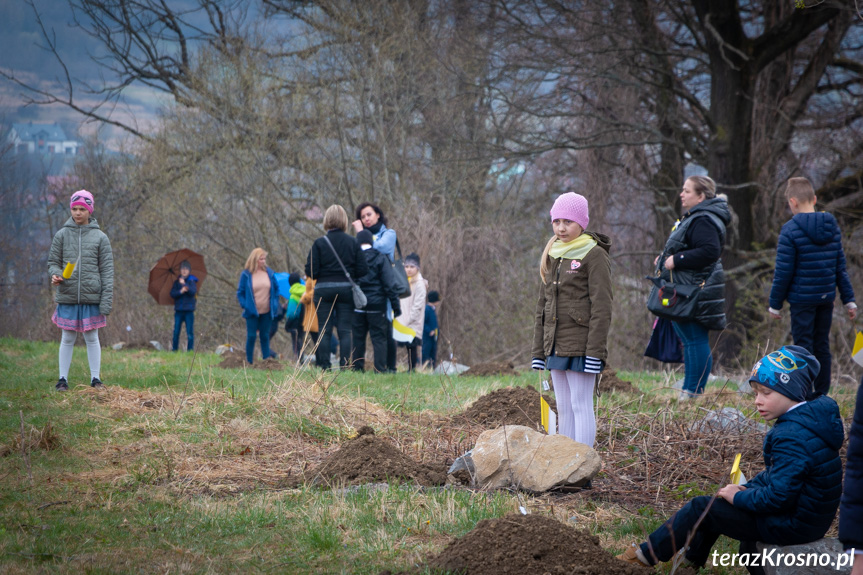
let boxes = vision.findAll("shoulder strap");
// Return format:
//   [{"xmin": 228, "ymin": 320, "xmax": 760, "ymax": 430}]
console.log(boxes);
[
  {"xmin": 395, "ymin": 239, "xmax": 404, "ymax": 260},
  {"xmin": 322, "ymin": 235, "xmax": 357, "ymax": 287}
]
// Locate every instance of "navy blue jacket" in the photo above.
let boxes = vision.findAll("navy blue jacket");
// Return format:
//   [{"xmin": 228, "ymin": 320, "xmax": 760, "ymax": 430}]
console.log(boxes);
[
  {"xmin": 839, "ymin": 382, "xmax": 863, "ymax": 551},
  {"xmin": 769, "ymin": 212, "xmax": 855, "ymax": 309},
  {"xmin": 170, "ymin": 275, "xmax": 198, "ymax": 312},
  {"xmin": 357, "ymin": 246, "xmax": 401, "ymax": 314},
  {"xmin": 734, "ymin": 395, "xmax": 844, "ymax": 544},
  {"xmin": 236, "ymin": 267, "xmax": 280, "ymax": 319}
]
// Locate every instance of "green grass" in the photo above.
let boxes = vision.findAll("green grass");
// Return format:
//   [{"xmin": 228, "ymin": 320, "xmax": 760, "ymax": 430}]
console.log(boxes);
[{"xmin": 3, "ymin": 336, "xmax": 842, "ymax": 574}]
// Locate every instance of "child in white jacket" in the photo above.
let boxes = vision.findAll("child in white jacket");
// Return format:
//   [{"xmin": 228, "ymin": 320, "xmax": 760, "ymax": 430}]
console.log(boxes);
[{"xmin": 395, "ymin": 252, "xmax": 427, "ymax": 371}]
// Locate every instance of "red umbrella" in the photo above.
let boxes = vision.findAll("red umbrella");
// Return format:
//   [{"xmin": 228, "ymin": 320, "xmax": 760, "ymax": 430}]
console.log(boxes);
[{"xmin": 148, "ymin": 249, "xmax": 207, "ymax": 305}]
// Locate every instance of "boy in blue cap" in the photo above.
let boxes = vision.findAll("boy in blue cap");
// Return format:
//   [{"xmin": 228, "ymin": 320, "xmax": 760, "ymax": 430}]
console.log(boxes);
[{"xmin": 618, "ymin": 345, "xmax": 844, "ymax": 574}]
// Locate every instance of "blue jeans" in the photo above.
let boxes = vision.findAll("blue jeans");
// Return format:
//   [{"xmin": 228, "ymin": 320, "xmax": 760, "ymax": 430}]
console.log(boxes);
[
  {"xmin": 672, "ymin": 320, "xmax": 712, "ymax": 395},
  {"xmin": 789, "ymin": 302, "xmax": 833, "ymax": 397},
  {"xmin": 245, "ymin": 314, "xmax": 273, "ymax": 364},
  {"xmin": 173, "ymin": 310, "xmax": 194, "ymax": 351},
  {"xmin": 641, "ymin": 496, "xmax": 764, "ymax": 573}
]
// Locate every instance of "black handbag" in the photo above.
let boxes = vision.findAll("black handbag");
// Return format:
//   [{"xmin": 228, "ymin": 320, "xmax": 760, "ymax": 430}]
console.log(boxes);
[
  {"xmin": 644, "ymin": 317, "xmax": 683, "ymax": 363},
  {"xmin": 321, "ymin": 236, "xmax": 368, "ymax": 309},
  {"xmin": 391, "ymin": 240, "xmax": 411, "ymax": 297},
  {"xmin": 646, "ymin": 270, "xmax": 703, "ymax": 322}
]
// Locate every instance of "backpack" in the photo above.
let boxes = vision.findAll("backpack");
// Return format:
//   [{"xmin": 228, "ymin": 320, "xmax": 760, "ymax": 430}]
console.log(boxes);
[{"xmin": 285, "ymin": 298, "xmax": 304, "ymax": 331}]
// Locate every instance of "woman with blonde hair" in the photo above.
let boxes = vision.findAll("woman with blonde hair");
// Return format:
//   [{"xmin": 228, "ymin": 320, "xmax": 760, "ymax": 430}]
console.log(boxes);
[
  {"xmin": 236, "ymin": 247, "xmax": 280, "ymax": 364},
  {"xmin": 306, "ymin": 205, "xmax": 369, "ymax": 369}
]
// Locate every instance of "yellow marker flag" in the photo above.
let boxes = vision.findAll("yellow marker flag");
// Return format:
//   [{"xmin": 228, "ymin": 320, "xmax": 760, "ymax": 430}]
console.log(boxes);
[
  {"xmin": 730, "ymin": 453, "xmax": 746, "ymax": 485},
  {"xmin": 62, "ymin": 261, "xmax": 76, "ymax": 279},
  {"xmin": 392, "ymin": 319, "xmax": 417, "ymax": 344},
  {"xmin": 540, "ymin": 396, "xmax": 556, "ymax": 435},
  {"xmin": 853, "ymin": 331, "xmax": 863, "ymax": 367}
]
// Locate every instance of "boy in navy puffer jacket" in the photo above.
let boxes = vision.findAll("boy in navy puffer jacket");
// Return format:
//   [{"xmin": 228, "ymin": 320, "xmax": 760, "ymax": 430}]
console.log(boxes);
[
  {"xmin": 170, "ymin": 260, "xmax": 197, "ymax": 351},
  {"xmin": 768, "ymin": 177, "xmax": 856, "ymax": 397},
  {"xmin": 618, "ymin": 346, "xmax": 844, "ymax": 574}
]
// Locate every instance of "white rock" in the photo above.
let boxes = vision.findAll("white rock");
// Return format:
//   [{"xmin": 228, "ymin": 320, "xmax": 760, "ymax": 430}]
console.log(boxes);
[
  {"xmin": 111, "ymin": 342, "xmax": 125, "ymax": 350},
  {"xmin": 467, "ymin": 425, "xmax": 601, "ymax": 493},
  {"xmin": 149, "ymin": 340, "xmax": 164, "ymax": 351},
  {"xmin": 434, "ymin": 360, "xmax": 470, "ymax": 376},
  {"xmin": 756, "ymin": 538, "xmax": 852, "ymax": 574},
  {"xmin": 689, "ymin": 407, "xmax": 769, "ymax": 434}
]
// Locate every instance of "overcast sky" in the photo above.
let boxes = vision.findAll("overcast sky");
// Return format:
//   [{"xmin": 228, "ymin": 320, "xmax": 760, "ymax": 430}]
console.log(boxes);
[{"xmin": 0, "ymin": 0, "xmax": 164, "ymax": 143}]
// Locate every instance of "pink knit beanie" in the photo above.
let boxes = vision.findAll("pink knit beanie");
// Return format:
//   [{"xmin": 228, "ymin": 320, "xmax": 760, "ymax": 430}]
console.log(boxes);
[
  {"xmin": 70, "ymin": 190, "xmax": 94, "ymax": 214},
  {"xmin": 550, "ymin": 192, "xmax": 589, "ymax": 230}
]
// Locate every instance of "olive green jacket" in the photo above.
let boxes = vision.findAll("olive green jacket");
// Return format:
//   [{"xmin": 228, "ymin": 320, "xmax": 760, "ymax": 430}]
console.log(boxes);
[
  {"xmin": 47, "ymin": 217, "xmax": 114, "ymax": 315},
  {"xmin": 531, "ymin": 232, "xmax": 613, "ymax": 361}
]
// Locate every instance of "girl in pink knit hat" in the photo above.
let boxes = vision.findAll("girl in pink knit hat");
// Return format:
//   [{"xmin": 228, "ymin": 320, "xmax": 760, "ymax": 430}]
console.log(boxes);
[
  {"xmin": 47, "ymin": 190, "xmax": 114, "ymax": 391},
  {"xmin": 531, "ymin": 192, "xmax": 613, "ymax": 449}
]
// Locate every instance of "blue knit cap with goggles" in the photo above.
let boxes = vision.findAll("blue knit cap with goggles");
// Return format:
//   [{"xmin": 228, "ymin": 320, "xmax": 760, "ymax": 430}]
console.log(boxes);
[{"xmin": 748, "ymin": 345, "xmax": 820, "ymax": 402}]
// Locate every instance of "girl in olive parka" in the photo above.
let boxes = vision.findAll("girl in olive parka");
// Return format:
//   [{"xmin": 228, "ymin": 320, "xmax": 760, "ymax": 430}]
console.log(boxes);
[
  {"xmin": 531, "ymin": 193, "xmax": 612, "ymax": 447},
  {"xmin": 48, "ymin": 190, "xmax": 114, "ymax": 391}
]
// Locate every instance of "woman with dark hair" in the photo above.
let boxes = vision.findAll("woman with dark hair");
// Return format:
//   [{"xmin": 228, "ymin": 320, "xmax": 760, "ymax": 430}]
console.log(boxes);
[
  {"xmin": 352, "ymin": 202, "xmax": 399, "ymax": 372},
  {"xmin": 307, "ymin": 205, "xmax": 369, "ymax": 369},
  {"xmin": 652, "ymin": 176, "xmax": 731, "ymax": 399}
]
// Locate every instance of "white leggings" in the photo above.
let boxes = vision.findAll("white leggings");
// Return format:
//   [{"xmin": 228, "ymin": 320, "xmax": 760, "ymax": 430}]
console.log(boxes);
[
  {"xmin": 550, "ymin": 369, "xmax": 596, "ymax": 447},
  {"xmin": 59, "ymin": 329, "xmax": 101, "ymax": 381}
]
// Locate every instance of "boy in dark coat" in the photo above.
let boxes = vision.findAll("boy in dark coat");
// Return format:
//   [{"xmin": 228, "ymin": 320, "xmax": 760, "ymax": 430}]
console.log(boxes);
[
  {"xmin": 351, "ymin": 230, "xmax": 402, "ymax": 372},
  {"xmin": 170, "ymin": 260, "xmax": 197, "ymax": 351},
  {"xmin": 839, "ymin": 376, "xmax": 863, "ymax": 574},
  {"xmin": 618, "ymin": 345, "xmax": 844, "ymax": 574},
  {"xmin": 768, "ymin": 177, "xmax": 856, "ymax": 396}
]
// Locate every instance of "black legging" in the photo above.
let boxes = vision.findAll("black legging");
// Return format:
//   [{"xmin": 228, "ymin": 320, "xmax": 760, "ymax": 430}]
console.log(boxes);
[{"xmin": 313, "ymin": 283, "xmax": 354, "ymax": 369}]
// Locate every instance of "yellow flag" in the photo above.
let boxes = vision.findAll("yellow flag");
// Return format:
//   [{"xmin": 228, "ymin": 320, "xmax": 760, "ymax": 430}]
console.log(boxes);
[
  {"xmin": 853, "ymin": 331, "xmax": 863, "ymax": 367},
  {"xmin": 730, "ymin": 453, "xmax": 746, "ymax": 485},
  {"xmin": 541, "ymin": 397, "xmax": 556, "ymax": 435}
]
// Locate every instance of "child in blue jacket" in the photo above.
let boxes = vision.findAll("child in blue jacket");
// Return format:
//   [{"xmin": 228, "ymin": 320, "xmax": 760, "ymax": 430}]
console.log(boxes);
[
  {"xmin": 618, "ymin": 345, "xmax": 844, "ymax": 574},
  {"xmin": 170, "ymin": 260, "xmax": 197, "ymax": 352},
  {"xmin": 768, "ymin": 177, "xmax": 856, "ymax": 396}
]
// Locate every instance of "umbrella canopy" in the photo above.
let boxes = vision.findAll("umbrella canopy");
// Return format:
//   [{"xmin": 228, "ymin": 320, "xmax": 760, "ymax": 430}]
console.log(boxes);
[{"xmin": 148, "ymin": 249, "xmax": 207, "ymax": 305}]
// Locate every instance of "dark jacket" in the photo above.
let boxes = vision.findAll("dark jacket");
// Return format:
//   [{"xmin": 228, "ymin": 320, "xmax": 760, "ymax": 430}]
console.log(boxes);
[
  {"xmin": 357, "ymin": 246, "xmax": 401, "ymax": 314},
  {"xmin": 47, "ymin": 217, "xmax": 114, "ymax": 315},
  {"xmin": 532, "ymin": 232, "xmax": 613, "ymax": 361},
  {"xmin": 769, "ymin": 212, "xmax": 855, "ymax": 309},
  {"xmin": 170, "ymin": 275, "xmax": 198, "ymax": 312},
  {"xmin": 236, "ymin": 267, "xmax": 280, "ymax": 319},
  {"xmin": 305, "ymin": 229, "xmax": 369, "ymax": 284},
  {"xmin": 657, "ymin": 197, "xmax": 731, "ymax": 331},
  {"xmin": 734, "ymin": 395, "xmax": 844, "ymax": 545},
  {"xmin": 839, "ymin": 381, "xmax": 863, "ymax": 552}
]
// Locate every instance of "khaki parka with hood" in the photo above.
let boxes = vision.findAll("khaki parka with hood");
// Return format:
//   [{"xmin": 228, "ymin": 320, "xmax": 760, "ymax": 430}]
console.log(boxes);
[{"xmin": 531, "ymin": 231, "xmax": 613, "ymax": 361}]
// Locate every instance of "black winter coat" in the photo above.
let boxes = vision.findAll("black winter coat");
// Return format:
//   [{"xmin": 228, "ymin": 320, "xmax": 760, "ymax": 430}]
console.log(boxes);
[
  {"xmin": 657, "ymin": 197, "xmax": 731, "ymax": 330},
  {"xmin": 839, "ymin": 381, "xmax": 863, "ymax": 551},
  {"xmin": 734, "ymin": 395, "xmax": 844, "ymax": 545},
  {"xmin": 357, "ymin": 247, "xmax": 402, "ymax": 314},
  {"xmin": 305, "ymin": 229, "xmax": 369, "ymax": 284}
]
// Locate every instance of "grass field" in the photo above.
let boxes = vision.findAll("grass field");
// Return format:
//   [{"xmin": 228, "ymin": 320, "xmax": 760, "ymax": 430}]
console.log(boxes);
[{"xmin": 0, "ymin": 337, "xmax": 856, "ymax": 574}]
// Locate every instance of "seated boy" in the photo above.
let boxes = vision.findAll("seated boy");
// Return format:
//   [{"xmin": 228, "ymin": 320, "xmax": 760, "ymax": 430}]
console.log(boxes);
[{"xmin": 617, "ymin": 345, "xmax": 844, "ymax": 574}]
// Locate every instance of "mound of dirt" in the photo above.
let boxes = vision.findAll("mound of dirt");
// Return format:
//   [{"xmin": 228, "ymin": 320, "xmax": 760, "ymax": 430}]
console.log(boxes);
[
  {"xmin": 424, "ymin": 514, "xmax": 651, "ymax": 575},
  {"xmin": 455, "ymin": 386, "xmax": 556, "ymax": 430},
  {"xmin": 310, "ymin": 429, "xmax": 446, "ymax": 487},
  {"xmin": 461, "ymin": 361, "xmax": 519, "ymax": 377},
  {"xmin": 217, "ymin": 350, "xmax": 284, "ymax": 371},
  {"xmin": 599, "ymin": 368, "xmax": 637, "ymax": 394}
]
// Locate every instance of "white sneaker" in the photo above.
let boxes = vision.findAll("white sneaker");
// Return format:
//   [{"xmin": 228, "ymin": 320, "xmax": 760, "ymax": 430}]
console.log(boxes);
[{"xmin": 678, "ymin": 391, "xmax": 692, "ymax": 401}]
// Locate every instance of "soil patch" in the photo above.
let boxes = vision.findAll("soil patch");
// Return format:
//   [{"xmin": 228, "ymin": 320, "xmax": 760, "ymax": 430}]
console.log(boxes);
[
  {"xmin": 309, "ymin": 427, "xmax": 446, "ymax": 487},
  {"xmin": 461, "ymin": 361, "xmax": 519, "ymax": 377},
  {"xmin": 217, "ymin": 350, "xmax": 284, "ymax": 371},
  {"xmin": 599, "ymin": 368, "xmax": 637, "ymax": 394},
  {"xmin": 454, "ymin": 386, "xmax": 556, "ymax": 430},
  {"xmin": 422, "ymin": 513, "xmax": 651, "ymax": 575}
]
